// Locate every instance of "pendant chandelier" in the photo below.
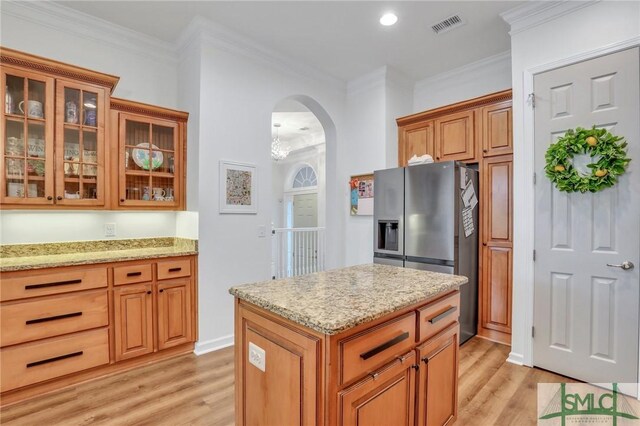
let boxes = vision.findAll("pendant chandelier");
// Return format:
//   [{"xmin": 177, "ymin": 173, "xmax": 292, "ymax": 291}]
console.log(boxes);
[{"xmin": 271, "ymin": 123, "xmax": 289, "ymax": 161}]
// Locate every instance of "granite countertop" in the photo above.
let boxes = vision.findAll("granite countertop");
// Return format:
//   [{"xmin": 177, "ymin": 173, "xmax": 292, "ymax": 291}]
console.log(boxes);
[
  {"xmin": 229, "ymin": 264, "xmax": 467, "ymax": 335},
  {"xmin": 0, "ymin": 237, "xmax": 198, "ymax": 272}
]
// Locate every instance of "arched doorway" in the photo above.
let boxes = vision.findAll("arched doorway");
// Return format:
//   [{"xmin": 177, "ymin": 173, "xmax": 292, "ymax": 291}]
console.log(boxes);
[{"xmin": 271, "ymin": 97, "xmax": 328, "ymax": 278}]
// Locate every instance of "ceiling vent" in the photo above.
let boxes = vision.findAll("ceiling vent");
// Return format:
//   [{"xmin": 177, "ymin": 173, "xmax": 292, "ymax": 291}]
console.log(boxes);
[{"xmin": 431, "ymin": 14, "xmax": 466, "ymax": 35}]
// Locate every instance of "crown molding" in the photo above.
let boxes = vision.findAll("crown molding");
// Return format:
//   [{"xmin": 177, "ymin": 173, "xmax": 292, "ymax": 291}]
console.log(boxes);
[
  {"xmin": 500, "ymin": 0, "xmax": 599, "ymax": 35},
  {"xmin": 1, "ymin": 0, "xmax": 177, "ymax": 64},
  {"xmin": 180, "ymin": 16, "xmax": 346, "ymax": 94},
  {"xmin": 414, "ymin": 50, "xmax": 511, "ymax": 92}
]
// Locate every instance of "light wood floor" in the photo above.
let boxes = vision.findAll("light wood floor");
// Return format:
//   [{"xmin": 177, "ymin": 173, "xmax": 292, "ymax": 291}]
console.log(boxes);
[{"xmin": 1, "ymin": 337, "xmax": 572, "ymax": 425}]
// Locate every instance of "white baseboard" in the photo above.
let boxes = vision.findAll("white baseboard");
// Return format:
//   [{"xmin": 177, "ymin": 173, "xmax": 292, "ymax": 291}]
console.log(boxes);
[
  {"xmin": 194, "ymin": 334, "xmax": 234, "ymax": 356},
  {"xmin": 507, "ymin": 351, "xmax": 525, "ymax": 366}
]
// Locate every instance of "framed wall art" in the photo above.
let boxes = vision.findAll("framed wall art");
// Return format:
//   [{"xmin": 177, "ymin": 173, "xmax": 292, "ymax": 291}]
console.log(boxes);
[
  {"xmin": 349, "ymin": 173, "xmax": 374, "ymax": 216},
  {"xmin": 219, "ymin": 160, "xmax": 258, "ymax": 214}
]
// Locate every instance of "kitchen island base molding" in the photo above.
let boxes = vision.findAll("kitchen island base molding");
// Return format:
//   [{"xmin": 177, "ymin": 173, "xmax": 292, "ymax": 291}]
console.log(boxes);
[{"xmin": 234, "ymin": 289, "xmax": 461, "ymax": 426}]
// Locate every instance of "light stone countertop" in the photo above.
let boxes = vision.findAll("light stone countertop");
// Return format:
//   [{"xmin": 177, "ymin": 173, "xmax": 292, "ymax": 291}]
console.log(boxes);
[
  {"xmin": 229, "ymin": 264, "xmax": 467, "ymax": 335},
  {"xmin": 0, "ymin": 238, "xmax": 198, "ymax": 272}
]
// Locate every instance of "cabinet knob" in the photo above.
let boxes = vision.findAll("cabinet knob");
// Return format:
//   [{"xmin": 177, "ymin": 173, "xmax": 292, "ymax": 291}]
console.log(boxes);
[
  {"xmin": 422, "ymin": 356, "xmax": 429, "ymax": 364},
  {"xmin": 146, "ymin": 291, "xmax": 151, "ymax": 295},
  {"xmin": 411, "ymin": 364, "xmax": 420, "ymax": 371},
  {"xmin": 483, "ymin": 243, "xmax": 487, "ymax": 246},
  {"xmin": 57, "ymin": 196, "xmax": 62, "ymax": 201},
  {"xmin": 47, "ymin": 196, "xmax": 53, "ymax": 201},
  {"xmin": 483, "ymin": 149, "xmax": 488, "ymax": 153},
  {"xmin": 159, "ymin": 289, "xmax": 164, "ymax": 293},
  {"xmin": 120, "ymin": 199, "xmax": 125, "ymax": 203},
  {"xmin": 436, "ymin": 156, "xmax": 440, "ymax": 160}
]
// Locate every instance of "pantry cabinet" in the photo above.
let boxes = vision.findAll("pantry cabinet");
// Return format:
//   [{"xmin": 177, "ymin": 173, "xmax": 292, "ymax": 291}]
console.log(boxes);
[
  {"xmin": 397, "ymin": 90, "xmax": 513, "ymax": 345},
  {"xmin": 0, "ymin": 47, "xmax": 117, "ymax": 208}
]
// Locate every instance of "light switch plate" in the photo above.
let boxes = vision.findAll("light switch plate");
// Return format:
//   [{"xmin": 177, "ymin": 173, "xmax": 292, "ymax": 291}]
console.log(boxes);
[
  {"xmin": 248, "ymin": 342, "xmax": 266, "ymax": 372},
  {"xmin": 104, "ymin": 223, "xmax": 116, "ymax": 237},
  {"xmin": 258, "ymin": 225, "xmax": 266, "ymax": 238}
]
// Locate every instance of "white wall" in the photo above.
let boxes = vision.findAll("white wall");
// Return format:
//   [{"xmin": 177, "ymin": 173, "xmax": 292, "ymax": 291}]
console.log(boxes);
[
  {"xmin": 413, "ymin": 51, "xmax": 512, "ymax": 112},
  {"xmin": 386, "ymin": 69, "xmax": 414, "ymax": 168},
  {"xmin": 505, "ymin": 1, "xmax": 640, "ymax": 366},
  {"xmin": 193, "ymin": 31, "xmax": 347, "ymax": 353},
  {"xmin": 0, "ymin": 2, "xmax": 185, "ymax": 244},
  {"xmin": 342, "ymin": 70, "xmax": 387, "ymax": 267}
]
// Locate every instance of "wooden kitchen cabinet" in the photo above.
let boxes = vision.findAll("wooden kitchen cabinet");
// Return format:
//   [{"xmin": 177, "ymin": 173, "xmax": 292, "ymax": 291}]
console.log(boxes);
[
  {"xmin": 434, "ymin": 110, "xmax": 476, "ymax": 162},
  {"xmin": 0, "ymin": 47, "xmax": 117, "ymax": 208},
  {"xmin": 397, "ymin": 90, "xmax": 513, "ymax": 346},
  {"xmin": 339, "ymin": 351, "xmax": 416, "ymax": 426},
  {"xmin": 481, "ymin": 101, "xmax": 512, "ymax": 157},
  {"xmin": 416, "ymin": 324, "xmax": 459, "ymax": 426},
  {"xmin": 157, "ymin": 279, "xmax": 193, "ymax": 350},
  {"xmin": 113, "ymin": 284, "xmax": 154, "ymax": 361},
  {"xmin": 110, "ymin": 98, "xmax": 188, "ymax": 210},
  {"xmin": 399, "ymin": 120, "xmax": 434, "ymax": 165}
]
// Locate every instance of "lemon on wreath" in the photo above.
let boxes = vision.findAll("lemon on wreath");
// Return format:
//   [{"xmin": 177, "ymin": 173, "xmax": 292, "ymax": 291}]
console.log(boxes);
[
  {"xmin": 586, "ymin": 136, "xmax": 598, "ymax": 146},
  {"xmin": 554, "ymin": 165, "xmax": 566, "ymax": 172},
  {"xmin": 595, "ymin": 169, "xmax": 608, "ymax": 177}
]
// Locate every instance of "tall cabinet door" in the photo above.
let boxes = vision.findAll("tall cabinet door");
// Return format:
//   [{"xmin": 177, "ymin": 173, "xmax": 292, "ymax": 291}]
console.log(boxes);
[
  {"xmin": 55, "ymin": 79, "xmax": 107, "ymax": 206},
  {"xmin": 434, "ymin": 110, "xmax": 476, "ymax": 162},
  {"xmin": 399, "ymin": 121, "xmax": 434, "ymax": 166},
  {"xmin": 157, "ymin": 279, "xmax": 192, "ymax": 350},
  {"xmin": 1, "ymin": 67, "xmax": 55, "ymax": 205},
  {"xmin": 114, "ymin": 284, "xmax": 154, "ymax": 361},
  {"xmin": 416, "ymin": 324, "xmax": 459, "ymax": 426},
  {"xmin": 339, "ymin": 352, "xmax": 416, "ymax": 426},
  {"xmin": 480, "ymin": 155, "xmax": 513, "ymax": 341}
]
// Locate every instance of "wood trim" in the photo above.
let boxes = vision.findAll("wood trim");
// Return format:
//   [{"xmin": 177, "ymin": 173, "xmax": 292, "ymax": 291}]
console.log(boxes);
[
  {"xmin": 397, "ymin": 89, "xmax": 512, "ymax": 127},
  {"xmin": 0, "ymin": 47, "xmax": 119, "ymax": 92},
  {"xmin": 110, "ymin": 98, "xmax": 189, "ymax": 122}
]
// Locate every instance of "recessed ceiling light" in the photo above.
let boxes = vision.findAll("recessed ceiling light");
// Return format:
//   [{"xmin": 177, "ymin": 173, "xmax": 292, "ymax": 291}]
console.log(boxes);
[{"xmin": 379, "ymin": 13, "xmax": 398, "ymax": 26}]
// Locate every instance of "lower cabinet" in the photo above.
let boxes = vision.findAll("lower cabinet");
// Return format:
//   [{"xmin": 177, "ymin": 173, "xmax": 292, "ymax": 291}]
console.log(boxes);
[
  {"xmin": 416, "ymin": 324, "xmax": 459, "ymax": 426},
  {"xmin": 114, "ymin": 284, "xmax": 154, "ymax": 361},
  {"xmin": 157, "ymin": 279, "xmax": 192, "ymax": 350},
  {"xmin": 339, "ymin": 351, "xmax": 416, "ymax": 426}
]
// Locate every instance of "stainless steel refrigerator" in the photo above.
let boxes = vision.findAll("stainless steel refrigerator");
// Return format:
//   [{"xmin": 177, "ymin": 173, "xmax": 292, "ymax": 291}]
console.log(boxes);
[{"xmin": 373, "ymin": 161, "xmax": 479, "ymax": 345}]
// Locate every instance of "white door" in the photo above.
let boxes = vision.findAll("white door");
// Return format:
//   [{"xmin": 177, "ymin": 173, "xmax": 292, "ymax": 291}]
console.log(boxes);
[
  {"xmin": 533, "ymin": 47, "xmax": 640, "ymax": 391},
  {"xmin": 293, "ymin": 193, "xmax": 318, "ymax": 228}
]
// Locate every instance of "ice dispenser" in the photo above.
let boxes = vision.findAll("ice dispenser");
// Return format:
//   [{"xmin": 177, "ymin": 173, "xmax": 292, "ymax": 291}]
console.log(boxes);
[{"xmin": 378, "ymin": 220, "xmax": 399, "ymax": 252}]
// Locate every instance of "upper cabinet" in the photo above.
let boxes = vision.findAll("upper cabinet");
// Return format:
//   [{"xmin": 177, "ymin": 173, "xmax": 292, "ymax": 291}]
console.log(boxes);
[
  {"xmin": 398, "ymin": 121, "xmax": 434, "ymax": 166},
  {"xmin": 481, "ymin": 101, "xmax": 512, "ymax": 157},
  {"xmin": 0, "ymin": 47, "xmax": 188, "ymax": 210},
  {"xmin": 110, "ymin": 98, "xmax": 188, "ymax": 210},
  {"xmin": 434, "ymin": 109, "xmax": 476, "ymax": 162}
]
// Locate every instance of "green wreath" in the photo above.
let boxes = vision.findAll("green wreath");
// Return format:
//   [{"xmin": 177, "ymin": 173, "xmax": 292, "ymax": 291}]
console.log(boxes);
[{"xmin": 545, "ymin": 126, "xmax": 630, "ymax": 193}]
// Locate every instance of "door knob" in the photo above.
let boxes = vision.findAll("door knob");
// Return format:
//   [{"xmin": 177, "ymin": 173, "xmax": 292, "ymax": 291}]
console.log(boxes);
[{"xmin": 606, "ymin": 261, "xmax": 634, "ymax": 271}]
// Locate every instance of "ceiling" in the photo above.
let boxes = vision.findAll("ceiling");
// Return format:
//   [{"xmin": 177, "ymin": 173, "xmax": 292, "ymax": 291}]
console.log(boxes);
[
  {"xmin": 55, "ymin": 1, "xmax": 520, "ymax": 82},
  {"xmin": 272, "ymin": 110, "xmax": 325, "ymax": 155}
]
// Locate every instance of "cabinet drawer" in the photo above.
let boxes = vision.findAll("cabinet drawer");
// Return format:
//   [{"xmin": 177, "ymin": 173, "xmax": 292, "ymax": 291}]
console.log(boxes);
[
  {"xmin": 417, "ymin": 291, "xmax": 460, "ymax": 343},
  {"xmin": 0, "ymin": 268, "xmax": 107, "ymax": 302},
  {"xmin": 0, "ymin": 327, "xmax": 109, "ymax": 392},
  {"xmin": 157, "ymin": 259, "xmax": 191, "ymax": 280},
  {"xmin": 1, "ymin": 290, "xmax": 108, "ymax": 347},
  {"xmin": 114, "ymin": 264, "xmax": 152, "ymax": 286},
  {"xmin": 339, "ymin": 312, "xmax": 416, "ymax": 385}
]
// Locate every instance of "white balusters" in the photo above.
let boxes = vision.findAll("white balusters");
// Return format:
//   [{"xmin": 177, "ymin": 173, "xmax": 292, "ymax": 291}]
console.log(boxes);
[{"xmin": 272, "ymin": 227, "xmax": 326, "ymax": 279}]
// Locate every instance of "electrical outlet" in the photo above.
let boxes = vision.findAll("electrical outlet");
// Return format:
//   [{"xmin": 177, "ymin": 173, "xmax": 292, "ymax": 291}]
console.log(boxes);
[
  {"xmin": 248, "ymin": 342, "xmax": 266, "ymax": 372},
  {"xmin": 104, "ymin": 223, "xmax": 116, "ymax": 237}
]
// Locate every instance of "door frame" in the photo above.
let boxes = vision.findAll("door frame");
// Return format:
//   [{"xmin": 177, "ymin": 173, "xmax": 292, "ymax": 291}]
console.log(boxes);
[{"xmin": 514, "ymin": 36, "xmax": 640, "ymax": 372}]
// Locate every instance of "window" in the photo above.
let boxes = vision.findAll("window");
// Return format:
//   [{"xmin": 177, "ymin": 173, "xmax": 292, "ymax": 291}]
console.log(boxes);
[{"xmin": 292, "ymin": 166, "xmax": 317, "ymax": 188}]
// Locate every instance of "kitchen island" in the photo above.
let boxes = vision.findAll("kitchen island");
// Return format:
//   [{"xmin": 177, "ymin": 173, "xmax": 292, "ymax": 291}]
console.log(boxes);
[{"xmin": 229, "ymin": 264, "xmax": 467, "ymax": 426}]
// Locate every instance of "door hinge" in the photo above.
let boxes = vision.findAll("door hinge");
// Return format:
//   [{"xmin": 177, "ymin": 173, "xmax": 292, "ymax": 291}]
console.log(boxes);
[
  {"xmin": 533, "ymin": 172, "xmax": 537, "ymax": 185},
  {"xmin": 532, "ymin": 326, "xmax": 535, "ymax": 338},
  {"xmin": 528, "ymin": 92, "xmax": 535, "ymax": 108},
  {"xmin": 533, "ymin": 250, "xmax": 536, "ymax": 261}
]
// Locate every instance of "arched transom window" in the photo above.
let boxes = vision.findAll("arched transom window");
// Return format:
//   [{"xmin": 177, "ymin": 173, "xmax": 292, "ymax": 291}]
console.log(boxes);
[{"xmin": 292, "ymin": 166, "xmax": 317, "ymax": 188}]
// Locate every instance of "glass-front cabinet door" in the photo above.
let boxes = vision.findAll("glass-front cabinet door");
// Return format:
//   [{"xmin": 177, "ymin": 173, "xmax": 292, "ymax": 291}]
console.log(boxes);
[
  {"xmin": 1, "ymin": 67, "xmax": 55, "ymax": 204},
  {"xmin": 119, "ymin": 113, "xmax": 180, "ymax": 208},
  {"xmin": 55, "ymin": 80, "xmax": 106, "ymax": 206}
]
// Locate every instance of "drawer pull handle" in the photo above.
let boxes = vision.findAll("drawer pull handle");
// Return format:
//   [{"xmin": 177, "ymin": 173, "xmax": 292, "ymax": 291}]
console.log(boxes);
[
  {"xmin": 428, "ymin": 306, "xmax": 457, "ymax": 324},
  {"xmin": 26, "ymin": 351, "xmax": 83, "ymax": 368},
  {"xmin": 127, "ymin": 272, "xmax": 143, "ymax": 277},
  {"xmin": 26, "ymin": 312, "xmax": 82, "ymax": 325},
  {"xmin": 25, "ymin": 279, "xmax": 82, "ymax": 290},
  {"xmin": 168, "ymin": 267, "xmax": 182, "ymax": 272},
  {"xmin": 360, "ymin": 332, "xmax": 409, "ymax": 360}
]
